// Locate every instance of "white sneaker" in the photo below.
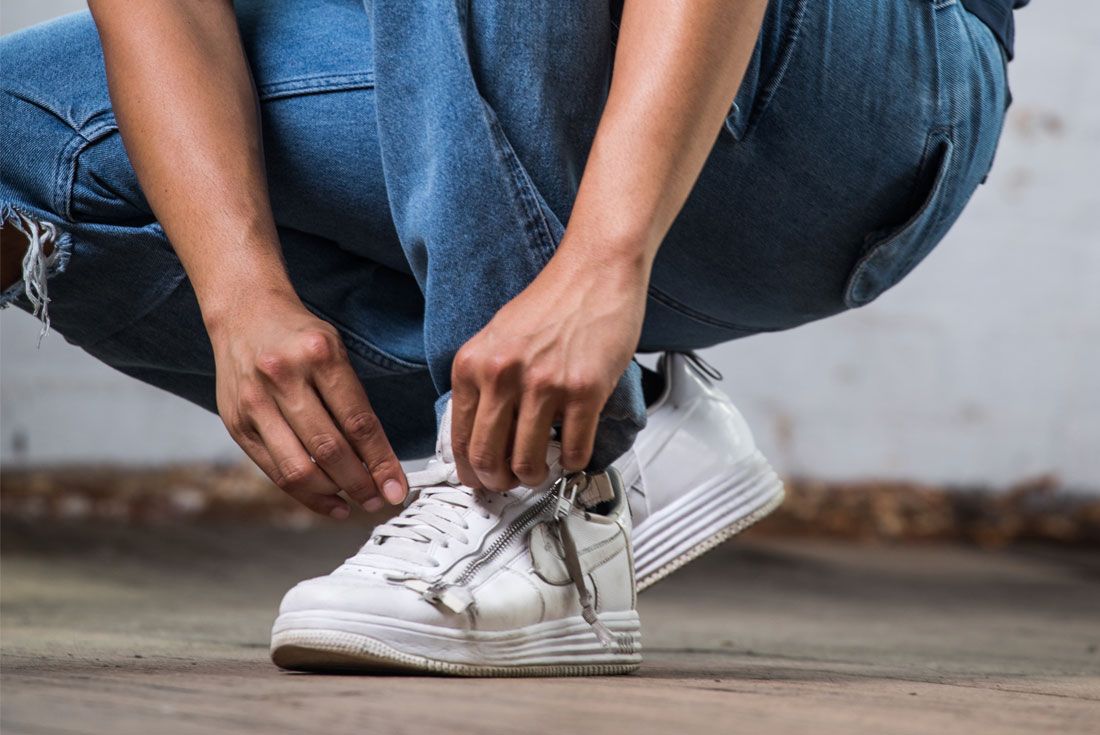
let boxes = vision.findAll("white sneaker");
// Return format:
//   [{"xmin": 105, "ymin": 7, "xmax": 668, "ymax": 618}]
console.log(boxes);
[
  {"xmin": 271, "ymin": 404, "xmax": 641, "ymax": 676},
  {"xmin": 615, "ymin": 352, "xmax": 785, "ymax": 591}
]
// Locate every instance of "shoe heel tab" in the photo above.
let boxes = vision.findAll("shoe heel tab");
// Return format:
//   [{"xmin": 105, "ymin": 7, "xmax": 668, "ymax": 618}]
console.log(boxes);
[
  {"xmin": 658, "ymin": 352, "xmax": 721, "ymax": 407},
  {"xmin": 575, "ymin": 468, "xmax": 629, "ymax": 519},
  {"xmin": 679, "ymin": 351, "xmax": 724, "ymax": 384},
  {"xmin": 603, "ymin": 467, "xmax": 630, "ymax": 525}
]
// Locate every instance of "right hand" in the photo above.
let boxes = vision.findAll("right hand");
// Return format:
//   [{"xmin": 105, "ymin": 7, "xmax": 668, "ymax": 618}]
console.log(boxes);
[{"xmin": 208, "ymin": 292, "xmax": 407, "ymax": 518}]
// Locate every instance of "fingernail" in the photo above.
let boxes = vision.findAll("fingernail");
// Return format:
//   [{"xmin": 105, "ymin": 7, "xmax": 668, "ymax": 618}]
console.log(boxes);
[
  {"xmin": 363, "ymin": 497, "xmax": 385, "ymax": 512},
  {"xmin": 329, "ymin": 505, "xmax": 350, "ymax": 520},
  {"xmin": 382, "ymin": 479, "xmax": 405, "ymax": 504}
]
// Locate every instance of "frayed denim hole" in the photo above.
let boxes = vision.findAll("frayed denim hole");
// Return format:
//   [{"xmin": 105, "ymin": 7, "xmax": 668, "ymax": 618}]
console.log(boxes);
[{"xmin": 1, "ymin": 204, "xmax": 73, "ymax": 345}]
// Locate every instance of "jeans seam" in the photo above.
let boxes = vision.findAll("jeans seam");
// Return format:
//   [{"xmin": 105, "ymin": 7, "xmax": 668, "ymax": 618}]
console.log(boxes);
[
  {"xmin": 57, "ymin": 119, "xmax": 119, "ymax": 221},
  {"xmin": 300, "ymin": 296, "xmax": 428, "ymax": 374},
  {"xmin": 256, "ymin": 72, "xmax": 375, "ymax": 102},
  {"xmin": 2, "ymin": 88, "xmax": 106, "ymax": 219},
  {"xmin": 3, "ymin": 90, "xmax": 112, "ymax": 222},
  {"xmin": 740, "ymin": 0, "xmax": 809, "ymax": 141},
  {"xmin": 485, "ymin": 114, "xmax": 560, "ymax": 264},
  {"xmin": 647, "ymin": 285, "xmax": 773, "ymax": 333}
]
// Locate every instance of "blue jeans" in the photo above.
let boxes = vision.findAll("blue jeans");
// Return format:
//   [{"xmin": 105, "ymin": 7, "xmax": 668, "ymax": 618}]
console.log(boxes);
[{"xmin": 0, "ymin": 0, "xmax": 1007, "ymax": 466}]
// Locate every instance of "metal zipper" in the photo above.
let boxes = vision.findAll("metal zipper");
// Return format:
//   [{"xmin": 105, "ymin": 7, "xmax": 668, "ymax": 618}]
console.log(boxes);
[{"xmin": 449, "ymin": 487, "xmax": 559, "ymax": 587}]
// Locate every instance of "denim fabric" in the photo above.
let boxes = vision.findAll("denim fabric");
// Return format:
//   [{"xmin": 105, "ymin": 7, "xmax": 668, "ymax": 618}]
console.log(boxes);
[
  {"xmin": 639, "ymin": 0, "xmax": 1008, "ymax": 348},
  {"xmin": 368, "ymin": 0, "xmax": 645, "ymax": 467},
  {"xmin": 0, "ymin": 0, "xmax": 1007, "ymax": 467}
]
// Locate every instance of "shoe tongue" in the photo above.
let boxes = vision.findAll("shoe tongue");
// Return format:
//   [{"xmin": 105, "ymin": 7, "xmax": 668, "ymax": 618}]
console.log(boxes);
[
  {"xmin": 356, "ymin": 421, "xmax": 569, "ymax": 571},
  {"xmin": 437, "ymin": 401, "xmax": 456, "ymax": 464}
]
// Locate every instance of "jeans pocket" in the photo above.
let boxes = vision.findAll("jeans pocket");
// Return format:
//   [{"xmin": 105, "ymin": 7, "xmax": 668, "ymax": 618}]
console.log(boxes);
[
  {"xmin": 723, "ymin": 0, "xmax": 808, "ymax": 141},
  {"xmin": 844, "ymin": 128, "xmax": 957, "ymax": 308}
]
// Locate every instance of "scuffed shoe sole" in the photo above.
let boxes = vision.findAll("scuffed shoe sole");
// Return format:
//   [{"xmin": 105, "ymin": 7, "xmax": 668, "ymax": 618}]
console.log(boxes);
[{"xmin": 271, "ymin": 610, "xmax": 641, "ymax": 677}]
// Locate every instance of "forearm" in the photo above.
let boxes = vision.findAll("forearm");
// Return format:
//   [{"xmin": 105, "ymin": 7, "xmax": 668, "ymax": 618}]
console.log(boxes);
[
  {"xmin": 557, "ymin": 0, "xmax": 769, "ymax": 274},
  {"xmin": 89, "ymin": 0, "xmax": 294, "ymax": 334}
]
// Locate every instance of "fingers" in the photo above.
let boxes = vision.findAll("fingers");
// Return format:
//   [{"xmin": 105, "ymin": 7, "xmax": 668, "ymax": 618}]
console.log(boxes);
[
  {"xmin": 315, "ymin": 359, "xmax": 407, "ymax": 506},
  {"xmin": 256, "ymin": 328, "xmax": 404, "ymax": 510},
  {"xmin": 453, "ymin": 347, "xmax": 524, "ymax": 491},
  {"xmin": 269, "ymin": 384, "xmax": 381, "ymax": 512},
  {"xmin": 511, "ymin": 392, "xmax": 556, "ymax": 486},
  {"xmin": 451, "ymin": 334, "xmax": 614, "ymax": 487},
  {"xmin": 560, "ymin": 395, "xmax": 601, "ymax": 472},
  {"xmin": 466, "ymin": 390, "xmax": 519, "ymax": 491},
  {"xmin": 216, "ymin": 311, "xmax": 409, "ymax": 515},
  {"xmin": 459, "ymin": 384, "xmax": 599, "ymax": 482},
  {"xmin": 233, "ymin": 404, "xmax": 351, "ymax": 519},
  {"xmin": 450, "ymin": 350, "xmax": 481, "ymax": 488}
]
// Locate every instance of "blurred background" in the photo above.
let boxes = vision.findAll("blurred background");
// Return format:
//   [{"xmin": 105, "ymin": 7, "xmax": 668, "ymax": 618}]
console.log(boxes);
[{"xmin": 1, "ymin": 0, "xmax": 1098, "ymax": 538}]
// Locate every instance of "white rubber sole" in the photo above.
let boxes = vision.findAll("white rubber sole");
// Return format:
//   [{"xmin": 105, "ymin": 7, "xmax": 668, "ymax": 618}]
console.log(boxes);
[
  {"xmin": 271, "ymin": 609, "xmax": 641, "ymax": 676},
  {"xmin": 632, "ymin": 450, "xmax": 784, "ymax": 591}
]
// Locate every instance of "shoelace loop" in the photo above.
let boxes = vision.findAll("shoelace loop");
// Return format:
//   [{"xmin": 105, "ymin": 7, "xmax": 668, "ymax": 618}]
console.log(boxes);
[{"xmin": 355, "ymin": 457, "xmax": 484, "ymax": 570}]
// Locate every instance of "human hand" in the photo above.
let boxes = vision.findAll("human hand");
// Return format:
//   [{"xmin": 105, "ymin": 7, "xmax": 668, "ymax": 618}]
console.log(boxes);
[
  {"xmin": 208, "ymin": 291, "xmax": 407, "ymax": 517},
  {"xmin": 450, "ymin": 252, "xmax": 648, "ymax": 491}
]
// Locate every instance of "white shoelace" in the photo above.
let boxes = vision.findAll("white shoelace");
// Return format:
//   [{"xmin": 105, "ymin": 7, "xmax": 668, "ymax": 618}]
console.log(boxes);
[{"xmin": 352, "ymin": 457, "xmax": 489, "ymax": 572}]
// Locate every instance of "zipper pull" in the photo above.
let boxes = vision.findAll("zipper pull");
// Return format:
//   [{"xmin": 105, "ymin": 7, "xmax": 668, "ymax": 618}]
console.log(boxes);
[
  {"xmin": 417, "ymin": 580, "xmax": 474, "ymax": 614},
  {"xmin": 552, "ymin": 472, "xmax": 584, "ymax": 519},
  {"xmin": 396, "ymin": 577, "xmax": 474, "ymax": 614},
  {"xmin": 435, "ymin": 584, "xmax": 474, "ymax": 614},
  {"xmin": 553, "ymin": 506, "xmax": 632, "ymax": 652}
]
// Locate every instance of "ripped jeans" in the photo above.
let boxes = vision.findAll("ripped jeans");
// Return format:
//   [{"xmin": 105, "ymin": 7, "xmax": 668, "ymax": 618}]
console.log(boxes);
[{"xmin": 0, "ymin": 0, "xmax": 1007, "ymax": 465}]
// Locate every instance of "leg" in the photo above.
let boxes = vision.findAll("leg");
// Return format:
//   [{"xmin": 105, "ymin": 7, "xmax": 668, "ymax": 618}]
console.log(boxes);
[
  {"xmin": 639, "ymin": 0, "xmax": 1008, "ymax": 349},
  {"xmin": 0, "ymin": 1, "xmax": 438, "ymax": 458},
  {"xmin": 368, "ymin": 0, "xmax": 646, "ymax": 469}
]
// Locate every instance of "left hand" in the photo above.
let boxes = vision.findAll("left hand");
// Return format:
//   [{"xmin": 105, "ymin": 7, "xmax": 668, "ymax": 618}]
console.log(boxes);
[{"xmin": 451, "ymin": 251, "xmax": 648, "ymax": 491}]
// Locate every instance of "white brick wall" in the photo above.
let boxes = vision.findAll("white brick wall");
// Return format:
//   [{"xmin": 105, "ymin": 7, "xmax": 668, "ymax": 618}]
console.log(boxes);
[{"xmin": 2, "ymin": 0, "xmax": 1097, "ymax": 491}]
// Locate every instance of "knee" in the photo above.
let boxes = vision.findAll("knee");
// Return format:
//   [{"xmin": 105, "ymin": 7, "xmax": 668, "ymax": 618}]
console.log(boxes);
[
  {"xmin": 1, "ymin": 12, "xmax": 143, "ymax": 224},
  {"xmin": 68, "ymin": 131, "xmax": 149, "ymax": 224}
]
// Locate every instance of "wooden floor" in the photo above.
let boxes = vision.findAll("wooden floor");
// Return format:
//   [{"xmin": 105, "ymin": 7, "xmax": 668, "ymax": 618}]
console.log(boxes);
[{"xmin": 2, "ymin": 518, "xmax": 1097, "ymax": 734}]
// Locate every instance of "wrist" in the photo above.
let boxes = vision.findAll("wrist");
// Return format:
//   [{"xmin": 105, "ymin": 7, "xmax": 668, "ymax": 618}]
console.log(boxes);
[
  {"xmin": 553, "ymin": 225, "xmax": 656, "ymax": 284},
  {"xmin": 201, "ymin": 277, "xmax": 302, "ymax": 343}
]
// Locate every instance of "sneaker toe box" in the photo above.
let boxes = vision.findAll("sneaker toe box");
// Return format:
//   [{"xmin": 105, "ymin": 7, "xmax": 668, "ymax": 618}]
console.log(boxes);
[{"xmin": 276, "ymin": 572, "xmax": 462, "ymax": 627}]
